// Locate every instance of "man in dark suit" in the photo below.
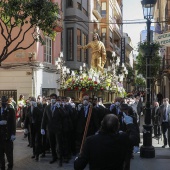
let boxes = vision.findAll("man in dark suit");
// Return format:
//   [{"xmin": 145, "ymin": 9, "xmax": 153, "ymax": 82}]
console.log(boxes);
[
  {"xmin": 21, "ymin": 100, "xmax": 31, "ymax": 146},
  {"xmin": 92, "ymin": 97, "xmax": 107, "ymax": 133},
  {"xmin": 31, "ymin": 101, "xmax": 44, "ymax": 161},
  {"xmin": 136, "ymin": 96, "xmax": 143, "ymax": 126},
  {"xmin": 0, "ymin": 96, "xmax": 16, "ymax": 170},
  {"xmin": 41, "ymin": 93, "xmax": 63, "ymax": 166},
  {"xmin": 76, "ymin": 95, "xmax": 95, "ymax": 152},
  {"xmin": 74, "ymin": 114, "xmax": 130, "ymax": 170},
  {"xmin": 151, "ymin": 102, "xmax": 160, "ymax": 138},
  {"xmin": 24, "ymin": 97, "xmax": 37, "ymax": 156},
  {"xmin": 159, "ymin": 98, "xmax": 170, "ymax": 148}
]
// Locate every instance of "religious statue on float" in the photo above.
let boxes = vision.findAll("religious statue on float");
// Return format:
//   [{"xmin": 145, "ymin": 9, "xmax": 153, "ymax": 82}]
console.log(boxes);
[{"xmin": 78, "ymin": 33, "xmax": 106, "ymax": 72}]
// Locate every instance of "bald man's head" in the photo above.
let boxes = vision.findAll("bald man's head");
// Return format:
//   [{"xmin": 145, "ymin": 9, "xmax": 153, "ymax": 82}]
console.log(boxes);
[{"xmin": 101, "ymin": 114, "xmax": 119, "ymax": 134}]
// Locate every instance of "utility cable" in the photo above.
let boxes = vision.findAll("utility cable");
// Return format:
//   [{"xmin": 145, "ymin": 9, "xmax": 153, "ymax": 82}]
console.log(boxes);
[{"xmin": 63, "ymin": 19, "xmax": 168, "ymax": 25}]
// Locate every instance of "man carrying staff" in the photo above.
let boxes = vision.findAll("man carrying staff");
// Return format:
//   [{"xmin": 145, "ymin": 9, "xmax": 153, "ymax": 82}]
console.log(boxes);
[{"xmin": 76, "ymin": 95, "xmax": 94, "ymax": 153}]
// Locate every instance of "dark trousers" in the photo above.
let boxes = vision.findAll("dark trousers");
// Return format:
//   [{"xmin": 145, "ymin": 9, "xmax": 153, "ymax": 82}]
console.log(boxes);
[
  {"xmin": 75, "ymin": 132, "xmax": 83, "ymax": 153},
  {"xmin": 49, "ymin": 131, "xmax": 63, "ymax": 160},
  {"xmin": 35, "ymin": 129, "xmax": 42, "ymax": 158},
  {"xmin": 27, "ymin": 132, "xmax": 31, "ymax": 146},
  {"xmin": 70, "ymin": 130, "xmax": 76, "ymax": 155},
  {"xmin": 161, "ymin": 122, "xmax": 169, "ymax": 146},
  {"xmin": 42, "ymin": 130, "xmax": 50, "ymax": 155},
  {"xmin": 153, "ymin": 125, "xmax": 161, "ymax": 137},
  {"xmin": 62, "ymin": 131, "xmax": 71, "ymax": 159},
  {"xmin": 0, "ymin": 140, "xmax": 13, "ymax": 170},
  {"xmin": 30, "ymin": 123, "xmax": 36, "ymax": 156}
]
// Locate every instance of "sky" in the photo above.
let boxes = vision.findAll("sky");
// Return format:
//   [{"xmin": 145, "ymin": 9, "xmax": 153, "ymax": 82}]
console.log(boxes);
[{"xmin": 123, "ymin": 0, "xmax": 146, "ymax": 51}]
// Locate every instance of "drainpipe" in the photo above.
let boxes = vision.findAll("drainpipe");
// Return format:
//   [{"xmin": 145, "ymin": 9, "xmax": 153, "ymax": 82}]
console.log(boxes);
[{"xmin": 32, "ymin": 67, "xmax": 34, "ymax": 97}]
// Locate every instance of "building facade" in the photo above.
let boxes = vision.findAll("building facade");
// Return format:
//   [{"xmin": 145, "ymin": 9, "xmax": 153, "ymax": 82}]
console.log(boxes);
[
  {"xmin": 0, "ymin": 0, "xmax": 62, "ymax": 101},
  {"xmin": 62, "ymin": 1, "xmax": 133, "ymax": 77},
  {"xmin": 62, "ymin": 0, "xmax": 89, "ymax": 70},
  {"xmin": 154, "ymin": 0, "xmax": 170, "ymax": 99},
  {"xmin": 0, "ymin": 0, "xmax": 135, "ymax": 101}
]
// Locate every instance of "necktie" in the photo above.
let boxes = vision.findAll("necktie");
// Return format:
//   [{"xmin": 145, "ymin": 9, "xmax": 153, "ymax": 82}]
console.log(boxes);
[
  {"xmin": 1, "ymin": 108, "xmax": 4, "ymax": 115},
  {"xmin": 51, "ymin": 105, "xmax": 55, "ymax": 112},
  {"xmin": 84, "ymin": 106, "xmax": 87, "ymax": 117},
  {"xmin": 163, "ymin": 107, "xmax": 166, "ymax": 120},
  {"xmin": 51, "ymin": 105, "xmax": 55, "ymax": 117}
]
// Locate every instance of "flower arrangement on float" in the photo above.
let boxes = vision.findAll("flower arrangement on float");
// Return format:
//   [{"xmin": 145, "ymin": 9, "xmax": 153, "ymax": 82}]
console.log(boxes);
[{"xmin": 60, "ymin": 68, "xmax": 126, "ymax": 95}]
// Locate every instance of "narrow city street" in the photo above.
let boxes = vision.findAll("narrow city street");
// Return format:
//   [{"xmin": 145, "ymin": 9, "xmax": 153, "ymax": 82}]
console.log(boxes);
[
  {"xmin": 11, "ymin": 117, "xmax": 170, "ymax": 170},
  {"xmin": 13, "ymin": 130, "xmax": 76, "ymax": 170}
]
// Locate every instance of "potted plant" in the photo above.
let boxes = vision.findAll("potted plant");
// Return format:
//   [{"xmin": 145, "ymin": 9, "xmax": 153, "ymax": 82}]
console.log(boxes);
[{"xmin": 138, "ymin": 41, "xmax": 161, "ymax": 56}]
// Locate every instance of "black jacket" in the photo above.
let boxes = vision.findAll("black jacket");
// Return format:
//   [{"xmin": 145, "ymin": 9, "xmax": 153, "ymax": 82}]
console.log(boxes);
[
  {"xmin": 92, "ymin": 105, "xmax": 107, "ymax": 132},
  {"xmin": 74, "ymin": 131, "xmax": 129, "ymax": 170},
  {"xmin": 41, "ymin": 104, "xmax": 63, "ymax": 134},
  {"xmin": 151, "ymin": 106, "xmax": 160, "ymax": 125},
  {"xmin": 0, "ymin": 107, "xmax": 16, "ymax": 140}
]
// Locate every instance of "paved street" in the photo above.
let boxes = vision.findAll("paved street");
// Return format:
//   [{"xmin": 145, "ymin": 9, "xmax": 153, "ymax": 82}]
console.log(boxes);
[
  {"xmin": 13, "ymin": 130, "xmax": 77, "ymax": 170},
  {"xmin": 11, "ymin": 115, "xmax": 170, "ymax": 170},
  {"xmin": 132, "ymin": 115, "xmax": 170, "ymax": 170}
]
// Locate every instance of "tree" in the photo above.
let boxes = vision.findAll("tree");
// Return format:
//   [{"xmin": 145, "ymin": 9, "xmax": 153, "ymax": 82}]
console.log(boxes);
[
  {"xmin": 135, "ymin": 76, "xmax": 146, "ymax": 86},
  {"xmin": 135, "ymin": 51, "xmax": 161, "ymax": 79},
  {"xmin": 0, "ymin": 0, "xmax": 59, "ymax": 63}
]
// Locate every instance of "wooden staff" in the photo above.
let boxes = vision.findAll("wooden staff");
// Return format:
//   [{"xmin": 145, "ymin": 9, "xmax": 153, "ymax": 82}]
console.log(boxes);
[{"xmin": 80, "ymin": 104, "xmax": 93, "ymax": 154}]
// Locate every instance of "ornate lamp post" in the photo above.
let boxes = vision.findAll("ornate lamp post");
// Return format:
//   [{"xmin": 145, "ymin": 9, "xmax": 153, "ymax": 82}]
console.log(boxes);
[{"xmin": 140, "ymin": 0, "xmax": 157, "ymax": 158}]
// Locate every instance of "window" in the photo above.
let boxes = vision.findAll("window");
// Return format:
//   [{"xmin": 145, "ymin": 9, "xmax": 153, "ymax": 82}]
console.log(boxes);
[
  {"xmin": 101, "ymin": 2, "xmax": 106, "ymax": 17},
  {"xmin": 77, "ymin": 29, "xmax": 81, "ymax": 62},
  {"xmin": 109, "ymin": 5, "xmax": 113, "ymax": 20},
  {"xmin": 66, "ymin": 0, "xmax": 73, "ymax": 8},
  {"xmin": 101, "ymin": 28, "xmax": 106, "ymax": 45},
  {"xmin": 77, "ymin": 2, "xmax": 81, "ymax": 10},
  {"xmin": 44, "ymin": 37, "xmax": 52, "ymax": 63},
  {"xmin": 67, "ymin": 28, "xmax": 74, "ymax": 61},
  {"xmin": 82, "ymin": 33, "xmax": 88, "ymax": 63}
]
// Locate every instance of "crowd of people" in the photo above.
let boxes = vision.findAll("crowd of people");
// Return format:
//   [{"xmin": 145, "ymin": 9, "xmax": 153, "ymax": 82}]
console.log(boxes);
[{"xmin": 0, "ymin": 91, "xmax": 169, "ymax": 170}]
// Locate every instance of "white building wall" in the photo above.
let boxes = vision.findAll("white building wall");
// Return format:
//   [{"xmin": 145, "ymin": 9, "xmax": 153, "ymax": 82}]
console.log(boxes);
[
  {"xmin": 0, "ymin": 69, "xmax": 59, "ymax": 100},
  {"xmin": 42, "ymin": 71, "xmax": 58, "ymax": 89},
  {"xmin": 0, "ymin": 70, "xmax": 32, "ymax": 99}
]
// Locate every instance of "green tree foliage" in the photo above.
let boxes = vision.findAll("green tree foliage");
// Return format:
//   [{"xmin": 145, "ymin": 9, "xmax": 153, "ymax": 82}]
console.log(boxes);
[
  {"xmin": 135, "ymin": 76, "xmax": 146, "ymax": 86},
  {"xmin": 0, "ymin": 0, "xmax": 59, "ymax": 63},
  {"xmin": 135, "ymin": 52, "xmax": 161, "ymax": 79},
  {"xmin": 126, "ymin": 65, "xmax": 134, "ymax": 78}
]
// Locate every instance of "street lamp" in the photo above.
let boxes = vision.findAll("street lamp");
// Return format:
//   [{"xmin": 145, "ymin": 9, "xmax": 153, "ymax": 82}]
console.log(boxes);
[{"xmin": 140, "ymin": 0, "xmax": 157, "ymax": 158}]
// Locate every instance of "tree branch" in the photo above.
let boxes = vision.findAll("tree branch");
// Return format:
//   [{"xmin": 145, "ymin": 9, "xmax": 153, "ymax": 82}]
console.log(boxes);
[
  {"xmin": 0, "ymin": 27, "xmax": 36, "ymax": 63},
  {"xmin": 13, "ymin": 25, "xmax": 33, "ymax": 49}
]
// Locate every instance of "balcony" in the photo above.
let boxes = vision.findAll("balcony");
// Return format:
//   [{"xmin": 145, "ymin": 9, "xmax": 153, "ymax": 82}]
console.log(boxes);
[
  {"xmin": 53, "ymin": 10, "xmax": 63, "ymax": 32},
  {"xmin": 113, "ymin": 0, "xmax": 122, "ymax": 18},
  {"xmin": 113, "ymin": 22, "xmax": 122, "ymax": 39},
  {"xmin": 161, "ymin": 58, "xmax": 170, "ymax": 73},
  {"xmin": 93, "ymin": 0, "xmax": 102, "ymax": 20},
  {"xmin": 126, "ymin": 43, "xmax": 133, "ymax": 52},
  {"xmin": 113, "ymin": 43, "xmax": 121, "ymax": 56}
]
